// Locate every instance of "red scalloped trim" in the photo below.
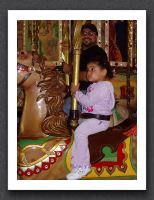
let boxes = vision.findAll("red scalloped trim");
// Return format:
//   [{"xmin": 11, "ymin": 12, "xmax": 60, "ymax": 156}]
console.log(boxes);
[
  {"xmin": 17, "ymin": 139, "xmax": 70, "ymax": 177},
  {"xmin": 92, "ymin": 143, "xmax": 125, "ymax": 168},
  {"xmin": 92, "ymin": 143, "xmax": 127, "ymax": 175}
]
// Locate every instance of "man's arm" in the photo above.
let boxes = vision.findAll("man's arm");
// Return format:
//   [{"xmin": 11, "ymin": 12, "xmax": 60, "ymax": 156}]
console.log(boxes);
[
  {"xmin": 79, "ymin": 71, "xmax": 87, "ymax": 81},
  {"xmin": 63, "ymin": 62, "xmax": 88, "ymax": 82},
  {"xmin": 62, "ymin": 62, "xmax": 73, "ymax": 74}
]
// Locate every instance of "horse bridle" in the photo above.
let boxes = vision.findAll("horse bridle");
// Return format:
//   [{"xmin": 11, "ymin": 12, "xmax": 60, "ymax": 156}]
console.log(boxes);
[{"xmin": 17, "ymin": 63, "xmax": 35, "ymax": 86}]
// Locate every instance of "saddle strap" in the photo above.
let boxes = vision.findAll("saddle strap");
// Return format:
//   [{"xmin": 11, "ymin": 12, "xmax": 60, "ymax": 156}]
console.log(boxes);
[{"xmin": 80, "ymin": 113, "xmax": 111, "ymax": 121}]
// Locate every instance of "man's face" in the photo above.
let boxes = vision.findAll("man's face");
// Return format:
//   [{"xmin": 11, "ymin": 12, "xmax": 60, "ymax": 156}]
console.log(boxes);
[{"xmin": 81, "ymin": 28, "xmax": 97, "ymax": 48}]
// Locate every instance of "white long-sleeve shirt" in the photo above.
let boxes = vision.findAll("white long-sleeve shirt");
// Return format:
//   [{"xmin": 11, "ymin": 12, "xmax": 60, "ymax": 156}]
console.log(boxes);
[{"xmin": 75, "ymin": 81, "xmax": 115, "ymax": 115}]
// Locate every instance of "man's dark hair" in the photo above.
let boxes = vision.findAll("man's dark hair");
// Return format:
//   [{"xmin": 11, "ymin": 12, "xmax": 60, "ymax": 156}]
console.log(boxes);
[{"xmin": 81, "ymin": 23, "xmax": 98, "ymax": 36}]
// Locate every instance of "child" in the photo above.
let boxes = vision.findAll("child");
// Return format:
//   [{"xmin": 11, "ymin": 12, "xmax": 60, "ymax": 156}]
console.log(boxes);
[{"xmin": 66, "ymin": 56, "xmax": 115, "ymax": 180}]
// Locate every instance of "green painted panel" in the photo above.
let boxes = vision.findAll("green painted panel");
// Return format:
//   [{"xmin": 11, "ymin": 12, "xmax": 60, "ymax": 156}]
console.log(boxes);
[
  {"xmin": 102, "ymin": 146, "xmax": 117, "ymax": 162},
  {"xmin": 18, "ymin": 136, "xmax": 54, "ymax": 149}
]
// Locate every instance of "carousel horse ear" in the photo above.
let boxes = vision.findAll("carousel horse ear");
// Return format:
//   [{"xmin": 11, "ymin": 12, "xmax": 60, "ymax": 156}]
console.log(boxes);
[
  {"xmin": 20, "ymin": 50, "xmax": 28, "ymax": 55},
  {"xmin": 17, "ymin": 50, "xmax": 29, "ymax": 60}
]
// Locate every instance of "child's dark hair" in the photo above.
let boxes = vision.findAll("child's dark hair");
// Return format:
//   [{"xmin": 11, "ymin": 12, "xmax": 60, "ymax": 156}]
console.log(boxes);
[{"xmin": 87, "ymin": 56, "xmax": 113, "ymax": 79}]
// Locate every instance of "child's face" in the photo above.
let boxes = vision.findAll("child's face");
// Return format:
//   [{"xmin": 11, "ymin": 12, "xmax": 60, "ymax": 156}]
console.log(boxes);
[{"xmin": 86, "ymin": 62, "xmax": 107, "ymax": 82}]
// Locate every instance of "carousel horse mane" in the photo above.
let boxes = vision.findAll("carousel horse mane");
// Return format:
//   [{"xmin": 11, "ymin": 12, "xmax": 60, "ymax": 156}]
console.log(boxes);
[
  {"xmin": 36, "ymin": 68, "xmax": 70, "ymax": 136},
  {"xmin": 17, "ymin": 52, "xmax": 70, "ymax": 138}
]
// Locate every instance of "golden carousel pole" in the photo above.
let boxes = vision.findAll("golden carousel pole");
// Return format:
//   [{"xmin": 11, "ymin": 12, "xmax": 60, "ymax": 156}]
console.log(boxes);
[
  {"xmin": 69, "ymin": 47, "xmax": 81, "ymax": 128},
  {"xmin": 62, "ymin": 20, "xmax": 71, "ymax": 88},
  {"xmin": 23, "ymin": 20, "xmax": 27, "ymax": 51},
  {"xmin": 127, "ymin": 20, "xmax": 134, "ymax": 109},
  {"xmin": 65, "ymin": 20, "xmax": 71, "ymax": 87},
  {"xmin": 134, "ymin": 21, "xmax": 137, "ymax": 69},
  {"xmin": 69, "ymin": 21, "xmax": 83, "ymax": 128},
  {"xmin": 32, "ymin": 20, "xmax": 39, "ymax": 53}
]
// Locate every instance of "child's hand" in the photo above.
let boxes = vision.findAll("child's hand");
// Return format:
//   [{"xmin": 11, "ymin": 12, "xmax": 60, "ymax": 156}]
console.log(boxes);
[{"xmin": 71, "ymin": 83, "xmax": 80, "ymax": 96}]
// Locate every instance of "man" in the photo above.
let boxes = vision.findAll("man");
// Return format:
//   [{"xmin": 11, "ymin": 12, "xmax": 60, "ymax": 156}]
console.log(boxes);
[
  {"xmin": 64, "ymin": 23, "xmax": 108, "ymax": 115},
  {"xmin": 79, "ymin": 23, "xmax": 108, "ymax": 90}
]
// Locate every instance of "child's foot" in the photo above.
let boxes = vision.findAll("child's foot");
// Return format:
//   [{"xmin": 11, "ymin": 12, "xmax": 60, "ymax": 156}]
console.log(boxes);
[{"xmin": 66, "ymin": 167, "xmax": 91, "ymax": 180}]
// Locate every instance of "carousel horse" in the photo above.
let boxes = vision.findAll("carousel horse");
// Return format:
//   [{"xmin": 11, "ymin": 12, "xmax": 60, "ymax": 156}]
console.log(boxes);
[
  {"xmin": 17, "ymin": 52, "xmax": 137, "ymax": 180},
  {"xmin": 17, "ymin": 51, "xmax": 70, "ymax": 138},
  {"xmin": 17, "ymin": 52, "xmax": 71, "ymax": 179}
]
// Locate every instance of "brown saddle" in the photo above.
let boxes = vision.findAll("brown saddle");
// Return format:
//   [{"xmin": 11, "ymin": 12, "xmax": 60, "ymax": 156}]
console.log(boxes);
[{"xmin": 88, "ymin": 118, "xmax": 136, "ymax": 164}]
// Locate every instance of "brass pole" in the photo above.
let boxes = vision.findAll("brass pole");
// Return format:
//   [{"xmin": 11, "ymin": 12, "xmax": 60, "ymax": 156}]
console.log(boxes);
[
  {"xmin": 72, "ymin": 49, "xmax": 81, "ymax": 109},
  {"xmin": 63, "ymin": 20, "xmax": 71, "ymax": 86},
  {"xmin": 127, "ymin": 20, "xmax": 134, "ymax": 108},
  {"xmin": 23, "ymin": 20, "xmax": 27, "ymax": 51},
  {"xmin": 32, "ymin": 20, "xmax": 39, "ymax": 53},
  {"xmin": 69, "ymin": 48, "xmax": 81, "ymax": 128},
  {"xmin": 69, "ymin": 21, "xmax": 83, "ymax": 128},
  {"xmin": 32, "ymin": 20, "xmax": 36, "ymax": 51},
  {"xmin": 134, "ymin": 21, "xmax": 137, "ymax": 68},
  {"xmin": 128, "ymin": 21, "xmax": 134, "ymax": 67}
]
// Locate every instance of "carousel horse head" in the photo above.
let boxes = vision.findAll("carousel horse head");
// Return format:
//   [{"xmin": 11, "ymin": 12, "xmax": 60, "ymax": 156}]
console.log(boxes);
[
  {"xmin": 17, "ymin": 50, "xmax": 70, "ymax": 139},
  {"xmin": 17, "ymin": 50, "xmax": 45, "ymax": 88}
]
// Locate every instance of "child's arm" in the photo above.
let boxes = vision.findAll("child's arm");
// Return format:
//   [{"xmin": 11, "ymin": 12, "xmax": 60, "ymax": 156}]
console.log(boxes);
[{"xmin": 75, "ymin": 83, "xmax": 109, "ymax": 107}]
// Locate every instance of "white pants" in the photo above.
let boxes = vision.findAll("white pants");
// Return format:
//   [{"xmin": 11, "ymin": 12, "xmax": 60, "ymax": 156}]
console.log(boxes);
[{"xmin": 71, "ymin": 118, "xmax": 110, "ymax": 169}]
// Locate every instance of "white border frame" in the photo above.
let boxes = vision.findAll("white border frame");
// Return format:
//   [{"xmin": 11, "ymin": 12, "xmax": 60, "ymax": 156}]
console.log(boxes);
[{"xmin": 8, "ymin": 10, "xmax": 146, "ymax": 190}]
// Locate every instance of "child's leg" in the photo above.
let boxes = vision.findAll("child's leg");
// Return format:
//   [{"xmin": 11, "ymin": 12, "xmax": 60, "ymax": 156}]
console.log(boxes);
[{"xmin": 71, "ymin": 119, "xmax": 110, "ymax": 169}]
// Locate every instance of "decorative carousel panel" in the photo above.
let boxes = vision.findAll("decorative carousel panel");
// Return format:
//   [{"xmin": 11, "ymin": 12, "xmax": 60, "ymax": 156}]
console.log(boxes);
[
  {"xmin": 17, "ymin": 20, "xmax": 32, "ymax": 52},
  {"xmin": 66, "ymin": 136, "xmax": 137, "ymax": 179},
  {"xmin": 38, "ymin": 20, "xmax": 62, "ymax": 64},
  {"xmin": 111, "ymin": 73, "xmax": 137, "ymax": 109},
  {"xmin": 17, "ymin": 20, "xmax": 63, "ymax": 65}
]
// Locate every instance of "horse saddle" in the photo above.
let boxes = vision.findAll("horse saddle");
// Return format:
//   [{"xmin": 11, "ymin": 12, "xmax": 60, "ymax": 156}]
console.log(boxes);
[{"xmin": 88, "ymin": 118, "xmax": 136, "ymax": 164}]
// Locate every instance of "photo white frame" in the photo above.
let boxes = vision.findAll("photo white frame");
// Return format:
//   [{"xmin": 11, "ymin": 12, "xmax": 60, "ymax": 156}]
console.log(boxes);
[{"xmin": 8, "ymin": 10, "xmax": 146, "ymax": 190}]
